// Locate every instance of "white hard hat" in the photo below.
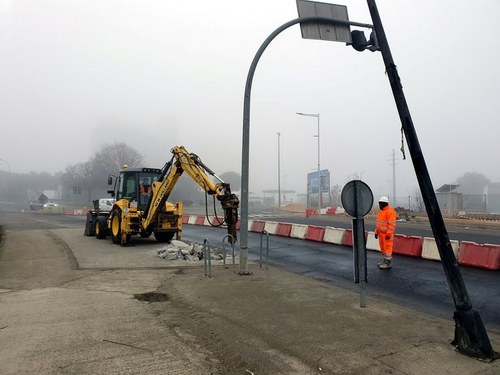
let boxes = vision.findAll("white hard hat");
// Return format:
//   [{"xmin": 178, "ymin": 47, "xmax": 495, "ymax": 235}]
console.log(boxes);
[{"xmin": 378, "ymin": 196, "xmax": 389, "ymax": 203}]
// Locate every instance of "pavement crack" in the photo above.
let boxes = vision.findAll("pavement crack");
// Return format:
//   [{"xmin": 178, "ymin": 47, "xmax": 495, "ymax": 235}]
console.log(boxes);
[{"xmin": 102, "ymin": 339, "xmax": 153, "ymax": 354}]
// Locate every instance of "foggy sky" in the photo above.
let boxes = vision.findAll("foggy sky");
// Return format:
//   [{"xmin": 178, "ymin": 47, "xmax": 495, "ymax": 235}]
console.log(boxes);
[{"xmin": 1, "ymin": 0, "xmax": 499, "ymax": 200}]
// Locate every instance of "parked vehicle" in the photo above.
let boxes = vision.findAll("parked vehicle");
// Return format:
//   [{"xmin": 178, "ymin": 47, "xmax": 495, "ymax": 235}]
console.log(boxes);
[{"xmin": 98, "ymin": 198, "xmax": 115, "ymax": 211}]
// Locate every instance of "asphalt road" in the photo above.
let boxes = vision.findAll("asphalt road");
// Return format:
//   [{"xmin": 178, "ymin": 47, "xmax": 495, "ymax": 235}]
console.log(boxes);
[
  {"xmin": 181, "ymin": 224, "xmax": 500, "ymax": 332},
  {"xmin": 1, "ymin": 211, "xmax": 498, "ymax": 331}
]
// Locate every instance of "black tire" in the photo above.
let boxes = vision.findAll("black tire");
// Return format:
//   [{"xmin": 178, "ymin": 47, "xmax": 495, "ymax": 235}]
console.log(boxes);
[
  {"xmin": 154, "ymin": 231, "xmax": 175, "ymax": 243},
  {"xmin": 95, "ymin": 216, "xmax": 108, "ymax": 239},
  {"xmin": 140, "ymin": 230, "xmax": 151, "ymax": 238},
  {"xmin": 84, "ymin": 213, "xmax": 95, "ymax": 236},
  {"xmin": 110, "ymin": 210, "xmax": 122, "ymax": 245}
]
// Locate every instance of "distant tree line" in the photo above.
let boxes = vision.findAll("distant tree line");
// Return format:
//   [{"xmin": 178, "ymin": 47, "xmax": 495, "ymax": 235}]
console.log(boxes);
[{"xmin": 0, "ymin": 142, "xmax": 241, "ymax": 208}]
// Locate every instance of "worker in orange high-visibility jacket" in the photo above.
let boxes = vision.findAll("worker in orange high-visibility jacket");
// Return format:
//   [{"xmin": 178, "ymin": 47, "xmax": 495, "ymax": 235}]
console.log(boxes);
[{"xmin": 374, "ymin": 196, "xmax": 397, "ymax": 269}]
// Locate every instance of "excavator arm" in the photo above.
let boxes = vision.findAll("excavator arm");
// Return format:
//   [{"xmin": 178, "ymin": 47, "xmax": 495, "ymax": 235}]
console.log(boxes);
[{"xmin": 142, "ymin": 146, "xmax": 239, "ymax": 241}]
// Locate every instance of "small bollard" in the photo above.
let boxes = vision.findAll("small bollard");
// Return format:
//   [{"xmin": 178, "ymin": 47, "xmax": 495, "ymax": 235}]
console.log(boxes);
[{"xmin": 259, "ymin": 230, "xmax": 269, "ymax": 269}]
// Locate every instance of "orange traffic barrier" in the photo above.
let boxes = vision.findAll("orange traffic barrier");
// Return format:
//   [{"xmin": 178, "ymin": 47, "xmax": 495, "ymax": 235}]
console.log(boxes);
[
  {"xmin": 250, "ymin": 220, "xmax": 266, "ymax": 233},
  {"xmin": 306, "ymin": 226, "xmax": 325, "ymax": 242},
  {"xmin": 458, "ymin": 241, "xmax": 500, "ymax": 270},
  {"xmin": 394, "ymin": 235, "xmax": 423, "ymax": 257},
  {"xmin": 276, "ymin": 223, "xmax": 292, "ymax": 237}
]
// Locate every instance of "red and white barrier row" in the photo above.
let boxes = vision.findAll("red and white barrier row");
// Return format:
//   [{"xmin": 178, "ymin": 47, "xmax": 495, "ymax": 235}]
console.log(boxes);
[{"xmin": 183, "ymin": 215, "xmax": 500, "ymax": 271}]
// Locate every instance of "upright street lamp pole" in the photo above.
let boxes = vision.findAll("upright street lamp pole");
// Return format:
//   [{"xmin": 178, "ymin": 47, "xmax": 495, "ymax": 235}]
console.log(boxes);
[
  {"xmin": 296, "ymin": 112, "xmax": 320, "ymax": 212},
  {"xmin": 0, "ymin": 158, "xmax": 11, "ymax": 202},
  {"xmin": 277, "ymin": 132, "xmax": 281, "ymax": 210}
]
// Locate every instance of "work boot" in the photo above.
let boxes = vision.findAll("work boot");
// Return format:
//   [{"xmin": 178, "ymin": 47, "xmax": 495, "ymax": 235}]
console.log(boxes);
[{"xmin": 378, "ymin": 258, "xmax": 392, "ymax": 270}]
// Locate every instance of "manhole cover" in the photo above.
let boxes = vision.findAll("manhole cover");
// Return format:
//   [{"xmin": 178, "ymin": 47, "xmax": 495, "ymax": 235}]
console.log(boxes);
[{"xmin": 133, "ymin": 292, "xmax": 169, "ymax": 302}]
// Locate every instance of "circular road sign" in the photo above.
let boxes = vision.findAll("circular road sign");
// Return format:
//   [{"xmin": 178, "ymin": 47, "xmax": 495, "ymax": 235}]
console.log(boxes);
[{"xmin": 341, "ymin": 180, "xmax": 374, "ymax": 218}]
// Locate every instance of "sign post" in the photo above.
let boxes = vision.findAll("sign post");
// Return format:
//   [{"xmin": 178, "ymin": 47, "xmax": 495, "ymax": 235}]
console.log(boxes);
[{"xmin": 341, "ymin": 180, "xmax": 374, "ymax": 307}]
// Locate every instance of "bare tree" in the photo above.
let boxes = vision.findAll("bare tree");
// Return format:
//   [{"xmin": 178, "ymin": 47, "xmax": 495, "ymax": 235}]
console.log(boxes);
[
  {"xmin": 412, "ymin": 189, "xmax": 425, "ymax": 212},
  {"xmin": 93, "ymin": 143, "xmax": 144, "ymax": 173}
]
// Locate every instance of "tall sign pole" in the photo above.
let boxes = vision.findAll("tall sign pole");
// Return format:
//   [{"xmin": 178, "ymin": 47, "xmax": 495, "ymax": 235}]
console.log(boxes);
[{"xmin": 366, "ymin": 0, "xmax": 494, "ymax": 358}]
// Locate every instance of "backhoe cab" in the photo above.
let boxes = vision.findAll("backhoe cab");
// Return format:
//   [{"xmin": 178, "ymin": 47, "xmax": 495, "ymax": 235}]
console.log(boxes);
[{"xmin": 85, "ymin": 146, "xmax": 239, "ymax": 246}]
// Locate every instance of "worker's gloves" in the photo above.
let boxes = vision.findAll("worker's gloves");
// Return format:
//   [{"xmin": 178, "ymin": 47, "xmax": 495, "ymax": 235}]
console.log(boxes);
[
  {"xmin": 374, "ymin": 233, "xmax": 379, "ymax": 239},
  {"xmin": 385, "ymin": 234, "xmax": 391, "ymax": 240}
]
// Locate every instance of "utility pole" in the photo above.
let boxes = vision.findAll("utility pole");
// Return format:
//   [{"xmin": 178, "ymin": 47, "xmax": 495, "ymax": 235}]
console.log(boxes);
[
  {"xmin": 392, "ymin": 149, "xmax": 397, "ymax": 207},
  {"xmin": 277, "ymin": 132, "xmax": 281, "ymax": 210}
]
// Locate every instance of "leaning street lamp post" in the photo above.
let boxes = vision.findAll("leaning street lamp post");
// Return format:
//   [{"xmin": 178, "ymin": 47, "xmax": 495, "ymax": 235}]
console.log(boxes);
[
  {"xmin": 296, "ymin": 112, "xmax": 320, "ymax": 212},
  {"xmin": 239, "ymin": 0, "xmax": 494, "ymax": 359}
]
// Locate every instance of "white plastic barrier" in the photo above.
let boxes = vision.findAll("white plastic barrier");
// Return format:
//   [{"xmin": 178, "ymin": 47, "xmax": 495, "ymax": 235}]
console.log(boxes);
[
  {"xmin": 290, "ymin": 224, "xmax": 308, "ymax": 239},
  {"xmin": 188, "ymin": 216, "xmax": 197, "ymax": 225},
  {"xmin": 264, "ymin": 221, "xmax": 278, "ymax": 235},
  {"xmin": 248, "ymin": 220, "xmax": 254, "ymax": 231},
  {"xmin": 422, "ymin": 237, "xmax": 459, "ymax": 261},
  {"xmin": 323, "ymin": 227, "xmax": 345, "ymax": 245},
  {"xmin": 366, "ymin": 231, "xmax": 381, "ymax": 252}
]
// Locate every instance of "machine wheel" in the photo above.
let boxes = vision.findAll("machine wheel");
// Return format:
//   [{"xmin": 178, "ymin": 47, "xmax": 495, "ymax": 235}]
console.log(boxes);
[
  {"xmin": 140, "ymin": 230, "xmax": 151, "ymax": 238},
  {"xmin": 110, "ymin": 210, "xmax": 122, "ymax": 245},
  {"xmin": 95, "ymin": 216, "xmax": 108, "ymax": 239},
  {"xmin": 84, "ymin": 212, "xmax": 95, "ymax": 236},
  {"xmin": 154, "ymin": 231, "xmax": 175, "ymax": 243}
]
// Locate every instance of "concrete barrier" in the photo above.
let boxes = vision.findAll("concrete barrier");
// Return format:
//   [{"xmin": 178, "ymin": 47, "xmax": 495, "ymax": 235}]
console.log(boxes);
[
  {"xmin": 458, "ymin": 241, "xmax": 500, "ymax": 270},
  {"xmin": 264, "ymin": 221, "xmax": 279, "ymax": 235},
  {"xmin": 306, "ymin": 226, "xmax": 325, "ymax": 242},
  {"xmin": 323, "ymin": 227, "xmax": 345, "ymax": 245},
  {"xmin": 394, "ymin": 235, "xmax": 423, "ymax": 257},
  {"xmin": 188, "ymin": 215, "xmax": 197, "ymax": 225},
  {"xmin": 291, "ymin": 224, "xmax": 308, "ymax": 239},
  {"xmin": 421, "ymin": 237, "xmax": 459, "ymax": 261},
  {"xmin": 276, "ymin": 223, "xmax": 292, "ymax": 237},
  {"xmin": 366, "ymin": 232, "xmax": 380, "ymax": 252}
]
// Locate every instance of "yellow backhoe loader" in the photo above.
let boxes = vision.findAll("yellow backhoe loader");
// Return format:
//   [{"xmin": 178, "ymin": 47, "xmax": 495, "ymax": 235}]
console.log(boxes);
[{"xmin": 84, "ymin": 146, "xmax": 239, "ymax": 246}]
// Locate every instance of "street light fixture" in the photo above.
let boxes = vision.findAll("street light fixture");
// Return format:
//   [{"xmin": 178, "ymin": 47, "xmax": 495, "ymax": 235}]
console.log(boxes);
[{"xmin": 296, "ymin": 112, "xmax": 320, "ymax": 212}]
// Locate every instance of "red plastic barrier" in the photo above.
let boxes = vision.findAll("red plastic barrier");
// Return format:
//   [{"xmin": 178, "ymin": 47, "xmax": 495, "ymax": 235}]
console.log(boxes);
[
  {"xmin": 343, "ymin": 229, "xmax": 353, "ymax": 247},
  {"xmin": 342, "ymin": 229, "xmax": 368, "ymax": 248},
  {"xmin": 209, "ymin": 217, "xmax": 224, "ymax": 225},
  {"xmin": 236, "ymin": 220, "xmax": 241, "ymax": 230},
  {"xmin": 458, "ymin": 241, "xmax": 500, "ymax": 270},
  {"xmin": 306, "ymin": 226, "xmax": 325, "ymax": 242},
  {"xmin": 326, "ymin": 207, "xmax": 336, "ymax": 215},
  {"xmin": 182, "ymin": 215, "xmax": 189, "ymax": 224},
  {"xmin": 305, "ymin": 208, "xmax": 318, "ymax": 218},
  {"xmin": 251, "ymin": 220, "xmax": 266, "ymax": 233},
  {"xmin": 195, "ymin": 216, "xmax": 205, "ymax": 225},
  {"xmin": 276, "ymin": 223, "xmax": 292, "ymax": 237},
  {"xmin": 393, "ymin": 235, "xmax": 423, "ymax": 257}
]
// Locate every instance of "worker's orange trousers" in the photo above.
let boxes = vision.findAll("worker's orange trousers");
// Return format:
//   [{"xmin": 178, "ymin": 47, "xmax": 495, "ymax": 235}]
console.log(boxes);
[{"xmin": 378, "ymin": 234, "xmax": 393, "ymax": 259}]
